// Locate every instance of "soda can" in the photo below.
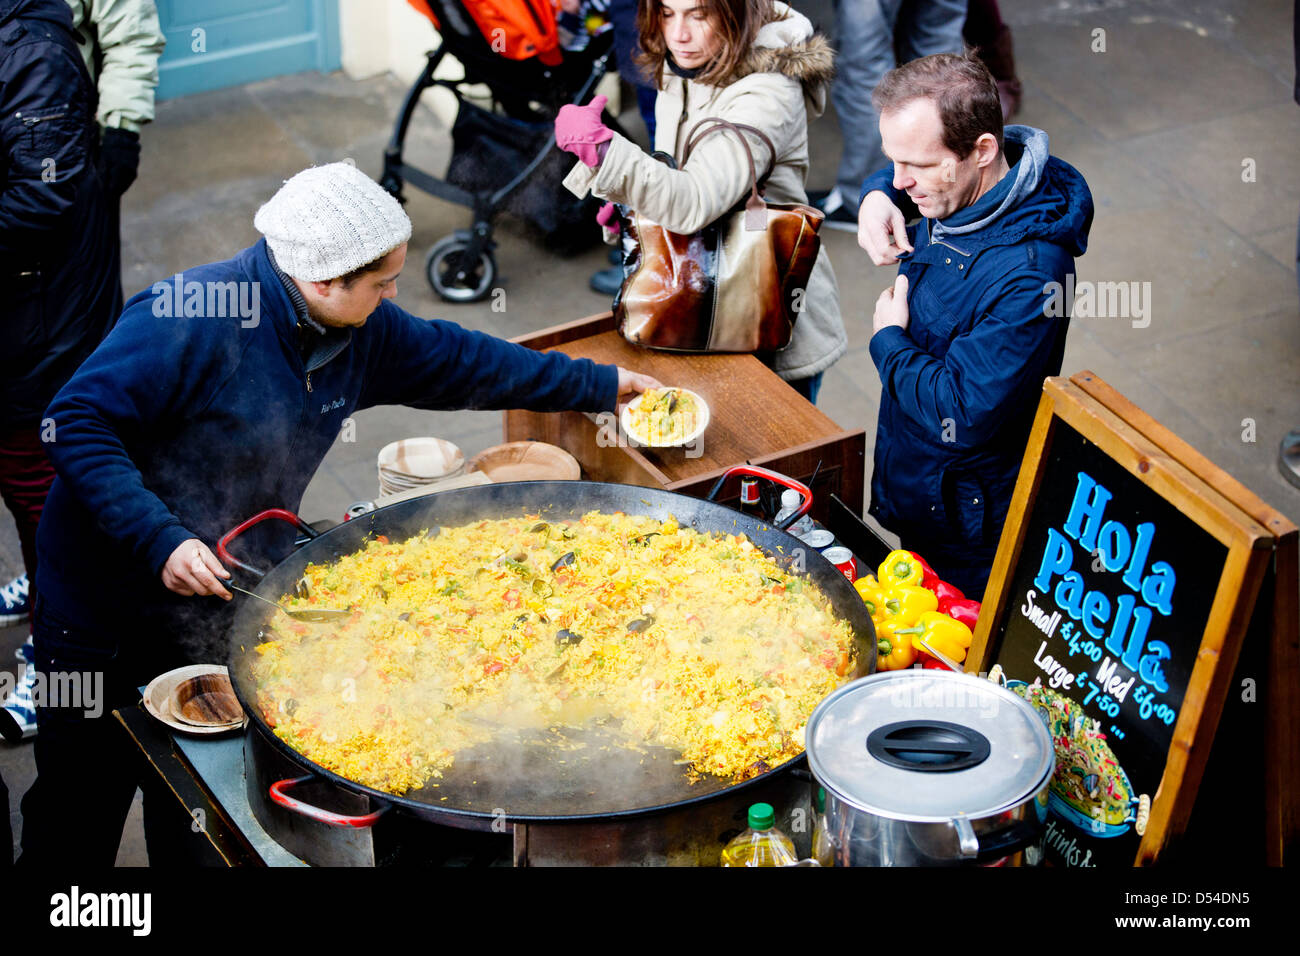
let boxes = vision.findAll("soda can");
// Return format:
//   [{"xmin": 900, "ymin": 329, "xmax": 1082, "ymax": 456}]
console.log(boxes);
[
  {"xmin": 797, "ymin": 529, "xmax": 835, "ymax": 551},
  {"xmin": 344, "ymin": 500, "xmax": 376, "ymax": 522},
  {"xmin": 822, "ymin": 546, "xmax": 857, "ymax": 582}
]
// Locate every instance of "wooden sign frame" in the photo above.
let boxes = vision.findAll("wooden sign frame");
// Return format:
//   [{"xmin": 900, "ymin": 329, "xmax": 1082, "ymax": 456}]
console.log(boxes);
[{"xmin": 968, "ymin": 372, "xmax": 1287, "ymax": 865}]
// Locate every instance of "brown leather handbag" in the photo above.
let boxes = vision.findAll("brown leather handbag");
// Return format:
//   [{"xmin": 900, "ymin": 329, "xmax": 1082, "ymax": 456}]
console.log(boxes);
[{"xmin": 612, "ymin": 118, "xmax": 825, "ymax": 353}]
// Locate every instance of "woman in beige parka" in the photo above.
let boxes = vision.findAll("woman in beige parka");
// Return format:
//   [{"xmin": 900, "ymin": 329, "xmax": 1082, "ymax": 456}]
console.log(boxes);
[{"xmin": 559, "ymin": 0, "xmax": 846, "ymax": 400}]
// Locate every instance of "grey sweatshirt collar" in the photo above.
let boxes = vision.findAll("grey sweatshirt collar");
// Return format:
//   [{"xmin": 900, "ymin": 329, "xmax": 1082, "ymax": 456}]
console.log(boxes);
[{"xmin": 931, "ymin": 125, "xmax": 1049, "ymax": 241}]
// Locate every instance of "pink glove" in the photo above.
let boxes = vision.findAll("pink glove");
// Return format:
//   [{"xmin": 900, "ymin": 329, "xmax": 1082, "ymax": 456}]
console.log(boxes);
[
  {"xmin": 596, "ymin": 201, "xmax": 620, "ymax": 234},
  {"xmin": 555, "ymin": 94, "xmax": 614, "ymax": 167}
]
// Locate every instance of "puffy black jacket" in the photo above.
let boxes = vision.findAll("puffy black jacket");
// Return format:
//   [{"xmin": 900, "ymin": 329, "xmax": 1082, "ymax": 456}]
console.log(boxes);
[{"xmin": 0, "ymin": 0, "xmax": 120, "ymax": 429}]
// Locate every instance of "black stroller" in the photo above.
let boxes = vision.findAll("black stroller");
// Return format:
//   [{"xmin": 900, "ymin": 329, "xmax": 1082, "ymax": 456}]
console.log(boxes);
[{"xmin": 380, "ymin": 0, "xmax": 627, "ymax": 302}]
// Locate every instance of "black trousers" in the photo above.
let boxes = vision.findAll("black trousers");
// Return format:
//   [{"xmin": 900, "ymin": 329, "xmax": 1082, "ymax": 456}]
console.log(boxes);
[
  {"xmin": 16, "ymin": 598, "xmax": 210, "ymax": 867},
  {"xmin": 1, "ymin": 767, "xmax": 11, "ymax": 866}
]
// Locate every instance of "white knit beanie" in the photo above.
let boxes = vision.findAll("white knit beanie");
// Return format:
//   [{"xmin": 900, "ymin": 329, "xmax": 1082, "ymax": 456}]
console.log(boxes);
[{"xmin": 254, "ymin": 162, "xmax": 412, "ymax": 281}]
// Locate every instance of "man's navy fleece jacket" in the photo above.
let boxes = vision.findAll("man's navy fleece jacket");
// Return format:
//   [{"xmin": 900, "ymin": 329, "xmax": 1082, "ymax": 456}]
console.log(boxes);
[{"xmin": 36, "ymin": 239, "xmax": 617, "ymax": 636}]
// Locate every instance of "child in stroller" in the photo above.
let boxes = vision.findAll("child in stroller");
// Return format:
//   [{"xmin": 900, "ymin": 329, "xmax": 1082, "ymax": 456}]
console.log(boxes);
[{"xmin": 382, "ymin": 0, "xmax": 627, "ymax": 302}]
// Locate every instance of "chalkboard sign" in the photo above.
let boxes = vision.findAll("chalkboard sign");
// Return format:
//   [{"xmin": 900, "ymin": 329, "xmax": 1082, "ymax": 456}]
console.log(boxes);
[{"xmin": 970, "ymin": 375, "xmax": 1276, "ymax": 866}]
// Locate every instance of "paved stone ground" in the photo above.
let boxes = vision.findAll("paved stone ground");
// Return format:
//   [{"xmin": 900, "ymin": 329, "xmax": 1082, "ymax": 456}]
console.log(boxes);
[{"xmin": 3, "ymin": 0, "xmax": 1297, "ymax": 864}]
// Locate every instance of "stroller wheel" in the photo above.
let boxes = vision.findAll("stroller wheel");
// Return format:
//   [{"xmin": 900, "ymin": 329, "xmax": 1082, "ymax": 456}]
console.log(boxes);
[{"xmin": 426, "ymin": 235, "xmax": 497, "ymax": 303}]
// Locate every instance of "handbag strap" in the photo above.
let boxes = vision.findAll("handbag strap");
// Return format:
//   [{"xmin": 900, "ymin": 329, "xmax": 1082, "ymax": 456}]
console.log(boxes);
[
  {"xmin": 679, "ymin": 117, "xmax": 776, "ymax": 232},
  {"xmin": 681, "ymin": 118, "xmax": 777, "ymax": 178}
]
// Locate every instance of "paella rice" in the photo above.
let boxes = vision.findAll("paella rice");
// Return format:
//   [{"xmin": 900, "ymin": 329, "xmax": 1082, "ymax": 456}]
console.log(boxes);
[
  {"xmin": 250, "ymin": 511, "xmax": 858, "ymax": 795},
  {"xmin": 624, "ymin": 388, "xmax": 702, "ymax": 446}
]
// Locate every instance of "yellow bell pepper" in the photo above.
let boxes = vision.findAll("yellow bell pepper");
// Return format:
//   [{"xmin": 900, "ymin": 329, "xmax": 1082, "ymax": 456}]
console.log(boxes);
[
  {"xmin": 901, "ymin": 611, "xmax": 974, "ymax": 664},
  {"xmin": 853, "ymin": 575, "xmax": 887, "ymax": 622},
  {"xmin": 879, "ymin": 584, "xmax": 938, "ymax": 625},
  {"xmin": 878, "ymin": 549, "xmax": 925, "ymax": 588},
  {"xmin": 875, "ymin": 617, "xmax": 919, "ymax": 671}
]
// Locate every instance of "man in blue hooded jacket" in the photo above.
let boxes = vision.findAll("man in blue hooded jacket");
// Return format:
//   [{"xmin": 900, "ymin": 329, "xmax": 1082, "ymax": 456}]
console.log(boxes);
[
  {"xmin": 856, "ymin": 52, "xmax": 1093, "ymax": 598},
  {"xmin": 17, "ymin": 161, "xmax": 658, "ymax": 865}
]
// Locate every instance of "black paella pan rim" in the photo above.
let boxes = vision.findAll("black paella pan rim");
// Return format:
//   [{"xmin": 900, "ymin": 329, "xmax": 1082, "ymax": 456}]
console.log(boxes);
[{"xmin": 226, "ymin": 479, "xmax": 876, "ymax": 825}]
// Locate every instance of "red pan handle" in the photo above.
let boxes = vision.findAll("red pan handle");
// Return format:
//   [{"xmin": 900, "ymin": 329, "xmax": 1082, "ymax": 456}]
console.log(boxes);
[
  {"xmin": 706, "ymin": 465, "xmax": 812, "ymax": 531},
  {"xmin": 217, "ymin": 508, "xmax": 320, "ymax": 578},
  {"xmin": 268, "ymin": 776, "xmax": 390, "ymax": 828}
]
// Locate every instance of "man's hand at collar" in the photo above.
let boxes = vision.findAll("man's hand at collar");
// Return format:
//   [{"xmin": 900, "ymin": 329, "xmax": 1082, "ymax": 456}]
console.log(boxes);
[
  {"xmin": 872, "ymin": 274, "xmax": 910, "ymax": 336},
  {"xmin": 859, "ymin": 191, "xmax": 914, "ymax": 266}
]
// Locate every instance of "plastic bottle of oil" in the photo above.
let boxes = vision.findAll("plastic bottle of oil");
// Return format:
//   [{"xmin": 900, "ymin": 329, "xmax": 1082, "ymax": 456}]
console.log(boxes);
[
  {"xmin": 812, "ymin": 788, "xmax": 835, "ymax": 867},
  {"xmin": 720, "ymin": 803, "xmax": 799, "ymax": 867}
]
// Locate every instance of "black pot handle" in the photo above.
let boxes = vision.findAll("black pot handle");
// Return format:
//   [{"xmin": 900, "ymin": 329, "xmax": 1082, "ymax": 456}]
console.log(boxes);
[
  {"xmin": 867, "ymin": 720, "xmax": 991, "ymax": 773},
  {"xmin": 970, "ymin": 819, "xmax": 1042, "ymax": 864},
  {"xmin": 217, "ymin": 508, "xmax": 321, "ymax": 578}
]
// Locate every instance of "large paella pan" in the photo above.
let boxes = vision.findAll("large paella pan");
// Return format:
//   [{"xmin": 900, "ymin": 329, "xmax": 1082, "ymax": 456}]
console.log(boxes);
[{"xmin": 223, "ymin": 469, "xmax": 875, "ymax": 829}]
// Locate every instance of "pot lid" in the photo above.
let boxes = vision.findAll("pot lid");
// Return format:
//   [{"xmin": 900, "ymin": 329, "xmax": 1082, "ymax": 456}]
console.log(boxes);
[{"xmin": 806, "ymin": 671, "xmax": 1054, "ymax": 822}]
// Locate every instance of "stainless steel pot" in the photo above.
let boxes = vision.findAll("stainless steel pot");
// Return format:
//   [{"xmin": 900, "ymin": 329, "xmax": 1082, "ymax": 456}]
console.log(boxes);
[{"xmin": 805, "ymin": 670, "xmax": 1054, "ymax": 866}]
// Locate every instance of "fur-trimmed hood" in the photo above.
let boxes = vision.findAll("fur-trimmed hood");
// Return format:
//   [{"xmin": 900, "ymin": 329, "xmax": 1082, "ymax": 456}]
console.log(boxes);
[{"xmin": 732, "ymin": 3, "xmax": 835, "ymax": 115}]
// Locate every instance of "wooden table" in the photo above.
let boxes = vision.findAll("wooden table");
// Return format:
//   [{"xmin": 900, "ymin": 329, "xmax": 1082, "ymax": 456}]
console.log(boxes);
[{"xmin": 507, "ymin": 313, "xmax": 866, "ymax": 522}]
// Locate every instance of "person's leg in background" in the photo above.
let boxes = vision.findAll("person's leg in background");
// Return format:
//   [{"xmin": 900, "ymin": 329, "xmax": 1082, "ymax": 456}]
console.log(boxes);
[
  {"xmin": 821, "ymin": 0, "xmax": 902, "ymax": 229},
  {"xmin": 0, "ymin": 573, "xmax": 28, "ymax": 627},
  {"xmin": 787, "ymin": 373, "xmax": 824, "ymax": 406},
  {"xmin": 15, "ymin": 604, "xmax": 142, "ymax": 866},
  {"xmin": 591, "ymin": 0, "xmax": 658, "ymax": 294},
  {"xmin": 1279, "ymin": 200, "xmax": 1300, "ymax": 487},
  {"xmin": 961, "ymin": 0, "xmax": 1020, "ymax": 121},
  {"xmin": 0, "ymin": 426, "xmax": 55, "ymax": 740},
  {"xmin": 0, "ymin": 429, "xmax": 52, "ymax": 606},
  {"xmin": 1, "ymin": 769, "xmax": 10, "ymax": 865},
  {"xmin": 894, "ymin": 0, "xmax": 970, "ymax": 79},
  {"xmin": 1280, "ymin": 6, "xmax": 1299, "ymax": 485},
  {"xmin": 16, "ymin": 602, "xmax": 209, "ymax": 866}
]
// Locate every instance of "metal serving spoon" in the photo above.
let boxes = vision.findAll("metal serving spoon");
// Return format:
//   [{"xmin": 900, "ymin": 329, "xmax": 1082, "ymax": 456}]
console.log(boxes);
[{"xmin": 225, "ymin": 581, "xmax": 351, "ymax": 623}]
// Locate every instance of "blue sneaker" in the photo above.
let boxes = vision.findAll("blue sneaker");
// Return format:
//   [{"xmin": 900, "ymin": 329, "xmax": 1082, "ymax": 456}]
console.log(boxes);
[
  {"xmin": 1, "ymin": 635, "xmax": 36, "ymax": 742},
  {"xmin": 0, "ymin": 573, "xmax": 30, "ymax": 626}
]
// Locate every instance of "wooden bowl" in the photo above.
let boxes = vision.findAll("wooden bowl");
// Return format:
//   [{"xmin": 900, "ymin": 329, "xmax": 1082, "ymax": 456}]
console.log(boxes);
[
  {"xmin": 168, "ymin": 672, "xmax": 242, "ymax": 727},
  {"xmin": 466, "ymin": 442, "xmax": 581, "ymax": 481},
  {"xmin": 143, "ymin": 664, "xmax": 242, "ymax": 735}
]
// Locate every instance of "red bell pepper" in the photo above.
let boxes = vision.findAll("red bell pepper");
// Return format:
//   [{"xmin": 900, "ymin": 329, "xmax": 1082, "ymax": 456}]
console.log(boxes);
[
  {"xmin": 938, "ymin": 597, "xmax": 981, "ymax": 629},
  {"xmin": 932, "ymin": 579, "xmax": 965, "ymax": 605},
  {"xmin": 918, "ymin": 653, "xmax": 951, "ymax": 670},
  {"xmin": 907, "ymin": 551, "xmax": 940, "ymax": 590}
]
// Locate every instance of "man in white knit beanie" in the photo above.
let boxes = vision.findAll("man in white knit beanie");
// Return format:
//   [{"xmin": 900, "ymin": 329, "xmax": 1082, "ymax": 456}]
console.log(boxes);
[
  {"xmin": 253, "ymin": 163, "xmax": 415, "ymax": 327},
  {"xmin": 16, "ymin": 162, "xmax": 658, "ymax": 866}
]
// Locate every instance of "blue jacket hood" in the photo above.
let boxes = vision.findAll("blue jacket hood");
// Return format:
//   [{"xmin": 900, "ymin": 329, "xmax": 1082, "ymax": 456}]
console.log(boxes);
[
  {"xmin": 930, "ymin": 126, "xmax": 1093, "ymax": 258},
  {"xmin": 0, "ymin": 0, "xmax": 73, "ymax": 31}
]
